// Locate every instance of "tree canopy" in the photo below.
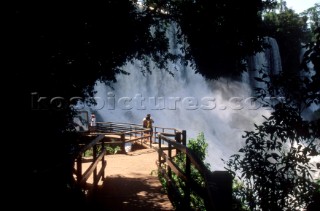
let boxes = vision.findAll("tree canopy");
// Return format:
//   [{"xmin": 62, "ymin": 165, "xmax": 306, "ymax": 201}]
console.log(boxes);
[
  {"xmin": 9, "ymin": 0, "xmax": 319, "ymax": 210},
  {"xmin": 225, "ymin": 4, "xmax": 320, "ymax": 210}
]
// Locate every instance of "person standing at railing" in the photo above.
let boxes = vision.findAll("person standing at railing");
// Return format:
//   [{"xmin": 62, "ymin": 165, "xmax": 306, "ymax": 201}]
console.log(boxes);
[
  {"xmin": 142, "ymin": 114, "xmax": 154, "ymax": 142},
  {"xmin": 90, "ymin": 113, "xmax": 96, "ymax": 132},
  {"xmin": 90, "ymin": 114, "xmax": 96, "ymax": 126}
]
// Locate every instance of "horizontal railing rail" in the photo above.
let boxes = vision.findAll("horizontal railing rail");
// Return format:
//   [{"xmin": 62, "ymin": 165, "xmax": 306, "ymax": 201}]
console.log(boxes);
[
  {"xmin": 75, "ymin": 121, "xmax": 232, "ymax": 210},
  {"xmin": 157, "ymin": 131, "xmax": 232, "ymax": 211},
  {"xmin": 74, "ymin": 134, "xmax": 107, "ymax": 196}
]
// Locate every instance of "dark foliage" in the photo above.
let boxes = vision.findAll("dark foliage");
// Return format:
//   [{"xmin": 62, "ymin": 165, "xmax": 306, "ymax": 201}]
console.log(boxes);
[
  {"xmin": 225, "ymin": 26, "xmax": 320, "ymax": 211},
  {"xmin": 7, "ymin": 0, "xmax": 280, "ymax": 209},
  {"xmin": 154, "ymin": 0, "xmax": 269, "ymax": 79},
  {"xmin": 9, "ymin": 1, "xmax": 170, "ymax": 209},
  {"xmin": 263, "ymin": 8, "xmax": 310, "ymax": 75}
]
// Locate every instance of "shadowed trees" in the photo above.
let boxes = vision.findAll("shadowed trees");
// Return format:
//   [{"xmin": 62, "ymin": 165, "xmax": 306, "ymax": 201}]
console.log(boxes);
[
  {"xmin": 225, "ymin": 24, "xmax": 320, "ymax": 211},
  {"xmin": 144, "ymin": 0, "xmax": 270, "ymax": 79},
  {"xmin": 10, "ymin": 1, "xmax": 171, "ymax": 209},
  {"xmin": 10, "ymin": 0, "xmax": 317, "ymax": 210}
]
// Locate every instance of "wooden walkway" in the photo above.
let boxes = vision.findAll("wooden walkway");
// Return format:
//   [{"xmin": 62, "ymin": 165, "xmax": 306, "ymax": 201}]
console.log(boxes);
[
  {"xmin": 81, "ymin": 143, "xmax": 174, "ymax": 210},
  {"xmin": 74, "ymin": 121, "xmax": 232, "ymax": 210}
]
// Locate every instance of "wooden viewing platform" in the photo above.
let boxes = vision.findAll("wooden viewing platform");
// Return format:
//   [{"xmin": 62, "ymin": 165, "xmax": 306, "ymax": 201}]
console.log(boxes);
[
  {"xmin": 73, "ymin": 117, "xmax": 232, "ymax": 211},
  {"xmin": 80, "ymin": 144, "xmax": 174, "ymax": 210}
]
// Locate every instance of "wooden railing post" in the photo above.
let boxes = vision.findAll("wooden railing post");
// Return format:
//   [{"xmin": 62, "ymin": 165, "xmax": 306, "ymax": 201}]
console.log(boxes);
[
  {"xmin": 93, "ymin": 144, "xmax": 97, "ymax": 190},
  {"xmin": 141, "ymin": 130, "xmax": 144, "ymax": 145},
  {"xmin": 185, "ymin": 155, "xmax": 191, "ymax": 209},
  {"xmin": 175, "ymin": 131, "xmax": 181, "ymax": 143},
  {"xmin": 209, "ymin": 171, "xmax": 233, "ymax": 211},
  {"xmin": 158, "ymin": 135, "xmax": 162, "ymax": 168},
  {"xmin": 175, "ymin": 131, "xmax": 181, "ymax": 155},
  {"xmin": 182, "ymin": 130, "xmax": 186, "ymax": 146},
  {"xmin": 74, "ymin": 134, "xmax": 107, "ymax": 197},
  {"xmin": 76, "ymin": 155, "xmax": 82, "ymax": 187},
  {"xmin": 120, "ymin": 133, "xmax": 125, "ymax": 153},
  {"xmin": 101, "ymin": 139, "xmax": 105, "ymax": 180},
  {"xmin": 168, "ymin": 141, "xmax": 172, "ymax": 180},
  {"xmin": 149, "ymin": 128, "xmax": 152, "ymax": 147},
  {"xmin": 162, "ymin": 128, "xmax": 165, "ymax": 144}
]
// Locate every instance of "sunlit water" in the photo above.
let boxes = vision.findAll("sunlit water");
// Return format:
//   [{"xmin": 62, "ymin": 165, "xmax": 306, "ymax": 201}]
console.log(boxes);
[
  {"xmin": 92, "ymin": 59, "xmax": 273, "ymax": 170},
  {"xmin": 83, "ymin": 32, "xmax": 318, "ymax": 176}
]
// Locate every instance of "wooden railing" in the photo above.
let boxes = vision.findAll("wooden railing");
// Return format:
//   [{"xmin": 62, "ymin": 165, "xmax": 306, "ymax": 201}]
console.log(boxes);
[
  {"xmin": 156, "ymin": 130, "xmax": 232, "ymax": 211},
  {"xmin": 74, "ymin": 134, "xmax": 107, "ymax": 195},
  {"xmin": 93, "ymin": 122, "xmax": 153, "ymax": 151},
  {"xmin": 73, "ymin": 122, "xmax": 153, "ymax": 196},
  {"xmin": 74, "ymin": 121, "xmax": 232, "ymax": 210}
]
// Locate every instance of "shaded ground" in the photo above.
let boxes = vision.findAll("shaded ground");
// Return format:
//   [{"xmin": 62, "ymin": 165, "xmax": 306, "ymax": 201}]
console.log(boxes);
[{"xmin": 84, "ymin": 143, "xmax": 174, "ymax": 210}]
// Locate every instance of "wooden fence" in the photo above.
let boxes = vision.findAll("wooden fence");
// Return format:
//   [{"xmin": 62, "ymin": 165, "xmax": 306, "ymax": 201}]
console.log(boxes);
[
  {"xmin": 93, "ymin": 122, "xmax": 153, "ymax": 151},
  {"xmin": 156, "ymin": 130, "xmax": 232, "ymax": 211},
  {"xmin": 74, "ymin": 134, "xmax": 107, "ymax": 196},
  {"xmin": 74, "ymin": 121, "xmax": 232, "ymax": 210}
]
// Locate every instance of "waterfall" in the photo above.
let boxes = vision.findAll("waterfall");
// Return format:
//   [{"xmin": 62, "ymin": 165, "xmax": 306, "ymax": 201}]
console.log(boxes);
[
  {"xmin": 88, "ymin": 32, "xmax": 283, "ymax": 171},
  {"xmin": 300, "ymin": 45, "xmax": 318, "ymax": 120},
  {"xmin": 242, "ymin": 37, "xmax": 282, "ymax": 89}
]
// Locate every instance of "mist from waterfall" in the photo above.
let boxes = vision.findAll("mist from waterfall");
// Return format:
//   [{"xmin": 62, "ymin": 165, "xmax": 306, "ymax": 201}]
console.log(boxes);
[{"xmin": 90, "ymin": 28, "xmax": 283, "ymax": 171}]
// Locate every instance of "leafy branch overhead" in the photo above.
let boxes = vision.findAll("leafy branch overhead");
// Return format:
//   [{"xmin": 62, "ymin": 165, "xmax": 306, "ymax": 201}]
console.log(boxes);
[
  {"xmin": 10, "ymin": 1, "xmax": 320, "ymax": 209},
  {"xmin": 225, "ymin": 25, "xmax": 320, "ymax": 211}
]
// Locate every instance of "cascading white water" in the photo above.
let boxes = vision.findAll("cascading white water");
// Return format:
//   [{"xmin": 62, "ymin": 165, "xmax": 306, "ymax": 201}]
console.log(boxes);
[
  {"xmin": 242, "ymin": 37, "xmax": 282, "ymax": 88},
  {"xmin": 90, "ymin": 30, "xmax": 283, "ymax": 171},
  {"xmin": 299, "ymin": 45, "xmax": 318, "ymax": 121}
]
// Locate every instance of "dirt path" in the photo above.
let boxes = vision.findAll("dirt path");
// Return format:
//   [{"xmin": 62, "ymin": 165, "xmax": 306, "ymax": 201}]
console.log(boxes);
[{"xmin": 84, "ymin": 143, "xmax": 174, "ymax": 210}]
